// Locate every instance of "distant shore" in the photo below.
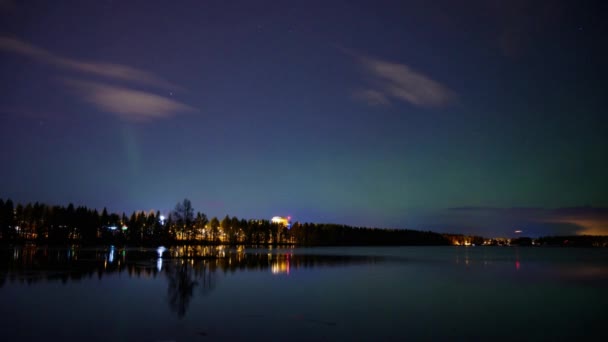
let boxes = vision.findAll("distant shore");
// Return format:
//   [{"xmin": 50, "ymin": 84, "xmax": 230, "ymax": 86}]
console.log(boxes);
[{"xmin": 2, "ymin": 198, "xmax": 607, "ymax": 248}]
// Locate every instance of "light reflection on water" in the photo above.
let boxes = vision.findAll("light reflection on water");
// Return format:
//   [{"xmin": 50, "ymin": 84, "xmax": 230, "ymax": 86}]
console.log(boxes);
[{"xmin": 0, "ymin": 245, "xmax": 607, "ymax": 341}]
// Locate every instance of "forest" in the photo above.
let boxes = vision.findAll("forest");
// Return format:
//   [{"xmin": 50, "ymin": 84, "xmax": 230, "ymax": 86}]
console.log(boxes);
[{"xmin": 0, "ymin": 198, "xmax": 450, "ymax": 246}]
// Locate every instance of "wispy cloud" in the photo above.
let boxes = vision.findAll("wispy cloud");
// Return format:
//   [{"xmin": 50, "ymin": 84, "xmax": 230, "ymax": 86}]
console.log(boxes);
[
  {"xmin": 546, "ymin": 207, "xmax": 608, "ymax": 236},
  {"xmin": 352, "ymin": 53, "xmax": 455, "ymax": 108},
  {"xmin": 0, "ymin": 36, "xmax": 195, "ymax": 121},
  {"xmin": 353, "ymin": 89, "xmax": 390, "ymax": 106},
  {"xmin": 63, "ymin": 79, "xmax": 195, "ymax": 122},
  {"xmin": 444, "ymin": 206, "xmax": 608, "ymax": 236},
  {"xmin": 0, "ymin": 36, "xmax": 177, "ymax": 90}
]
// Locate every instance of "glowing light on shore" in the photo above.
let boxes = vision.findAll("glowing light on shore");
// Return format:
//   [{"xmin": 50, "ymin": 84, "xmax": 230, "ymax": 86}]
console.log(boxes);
[{"xmin": 271, "ymin": 216, "xmax": 292, "ymax": 229}]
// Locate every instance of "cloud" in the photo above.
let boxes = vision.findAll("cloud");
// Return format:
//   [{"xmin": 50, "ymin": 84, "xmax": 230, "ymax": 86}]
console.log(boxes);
[
  {"xmin": 0, "ymin": 36, "xmax": 178, "ymax": 90},
  {"xmin": 353, "ymin": 89, "xmax": 390, "ymax": 106},
  {"xmin": 352, "ymin": 53, "xmax": 455, "ymax": 107},
  {"xmin": 549, "ymin": 207, "xmax": 608, "ymax": 236},
  {"xmin": 0, "ymin": 36, "xmax": 195, "ymax": 121},
  {"xmin": 443, "ymin": 206, "xmax": 608, "ymax": 236},
  {"xmin": 63, "ymin": 79, "xmax": 195, "ymax": 122}
]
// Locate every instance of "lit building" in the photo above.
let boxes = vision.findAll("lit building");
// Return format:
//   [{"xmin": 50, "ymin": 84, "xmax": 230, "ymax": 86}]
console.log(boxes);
[{"xmin": 271, "ymin": 216, "xmax": 291, "ymax": 228}]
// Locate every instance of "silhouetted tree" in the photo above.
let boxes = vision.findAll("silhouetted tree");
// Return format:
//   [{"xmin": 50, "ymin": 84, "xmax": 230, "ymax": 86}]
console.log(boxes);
[
  {"xmin": 220, "ymin": 215, "xmax": 230, "ymax": 242},
  {"xmin": 0, "ymin": 199, "xmax": 15, "ymax": 240},
  {"xmin": 209, "ymin": 217, "xmax": 220, "ymax": 243},
  {"xmin": 173, "ymin": 199, "xmax": 194, "ymax": 240},
  {"xmin": 195, "ymin": 212, "xmax": 208, "ymax": 241}
]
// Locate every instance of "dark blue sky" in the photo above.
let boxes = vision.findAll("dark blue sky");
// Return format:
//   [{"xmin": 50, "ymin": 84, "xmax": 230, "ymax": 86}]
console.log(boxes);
[{"xmin": 1, "ymin": 0, "xmax": 607, "ymax": 236}]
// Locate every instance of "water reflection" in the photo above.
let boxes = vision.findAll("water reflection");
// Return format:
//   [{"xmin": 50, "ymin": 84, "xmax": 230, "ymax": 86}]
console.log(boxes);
[
  {"xmin": 271, "ymin": 254, "xmax": 291, "ymax": 275},
  {"xmin": 166, "ymin": 262, "xmax": 198, "ymax": 318},
  {"xmin": 108, "ymin": 245, "xmax": 115, "ymax": 264},
  {"xmin": 3, "ymin": 245, "xmax": 607, "ymax": 322},
  {"xmin": 0, "ymin": 245, "xmax": 384, "ymax": 318},
  {"xmin": 157, "ymin": 246, "xmax": 166, "ymax": 271}
]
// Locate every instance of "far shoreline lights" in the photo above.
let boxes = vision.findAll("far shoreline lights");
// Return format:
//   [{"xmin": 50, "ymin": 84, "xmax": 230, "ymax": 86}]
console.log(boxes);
[{"xmin": 271, "ymin": 216, "xmax": 292, "ymax": 229}]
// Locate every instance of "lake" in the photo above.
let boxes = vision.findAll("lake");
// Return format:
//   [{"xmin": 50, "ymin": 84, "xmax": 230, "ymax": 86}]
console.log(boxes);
[{"xmin": 1, "ymin": 245, "xmax": 607, "ymax": 341}]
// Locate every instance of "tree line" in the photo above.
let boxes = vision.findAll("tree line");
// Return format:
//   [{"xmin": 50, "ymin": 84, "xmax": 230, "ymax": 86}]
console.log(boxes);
[{"xmin": 0, "ymin": 198, "xmax": 451, "ymax": 245}]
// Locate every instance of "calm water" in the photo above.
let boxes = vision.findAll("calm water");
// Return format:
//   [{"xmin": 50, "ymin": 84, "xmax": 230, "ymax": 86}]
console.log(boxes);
[{"xmin": 1, "ymin": 245, "xmax": 607, "ymax": 341}]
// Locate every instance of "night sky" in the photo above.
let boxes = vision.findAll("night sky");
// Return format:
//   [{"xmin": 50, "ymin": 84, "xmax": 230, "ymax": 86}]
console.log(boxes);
[{"xmin": 1, "ymin": 0, "xmax": 607, "ymax": 237}]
